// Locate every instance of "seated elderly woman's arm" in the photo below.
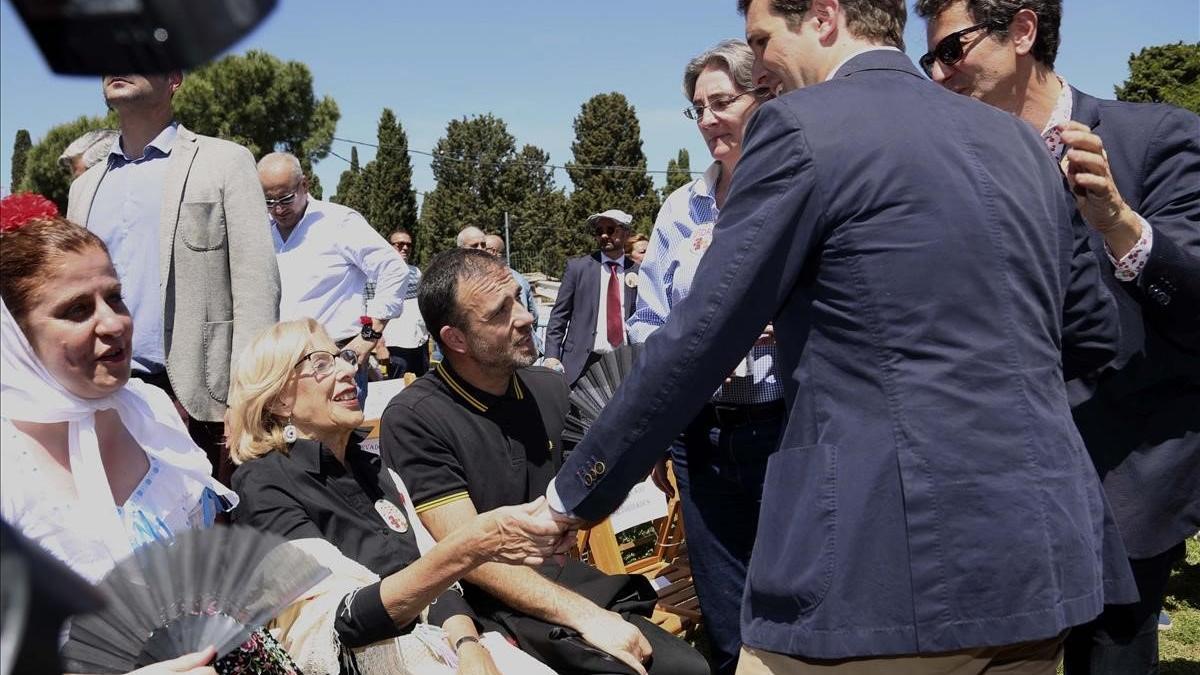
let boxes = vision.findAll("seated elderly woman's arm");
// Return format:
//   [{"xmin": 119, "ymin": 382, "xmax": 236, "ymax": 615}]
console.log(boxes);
[{"xmin": 232, "ymin": 467, "xmax": 562, "ymax": 648}]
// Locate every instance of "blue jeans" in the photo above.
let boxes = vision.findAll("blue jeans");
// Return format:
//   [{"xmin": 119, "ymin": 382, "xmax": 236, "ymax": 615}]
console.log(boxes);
[{"xmin": 670, "ymin": 411, "xmax": 783, "ymax": 675}]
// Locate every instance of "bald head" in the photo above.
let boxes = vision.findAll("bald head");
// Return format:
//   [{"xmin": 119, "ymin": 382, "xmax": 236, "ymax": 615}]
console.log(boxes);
[
  {"xmin": 258, "ymin": 152, "xmax": 304, "ymax": 182},
  {"xmin": 456, "ymin": 226, "xmax": 487, "ymax": 250},
  {"xmin": 484, "ymin": 234, "xmax": 505, "ymax": 258},
  {"xmin": 258, "ymin": 151, "xmax": 309, "ymax": 231}
]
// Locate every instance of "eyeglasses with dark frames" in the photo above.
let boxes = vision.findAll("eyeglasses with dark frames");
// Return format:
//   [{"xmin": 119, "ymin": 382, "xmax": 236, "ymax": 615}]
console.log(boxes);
[
  {"xmin": 294, "ymin": 349, "xmax": 358, "ymax": 377},
  {"xmin": 919, "ymin": 22, "xmax": 999, "ymax": 77},
  {"xmin": 684, "ymin": 88, "xmax": 770, "ymax": 121}
]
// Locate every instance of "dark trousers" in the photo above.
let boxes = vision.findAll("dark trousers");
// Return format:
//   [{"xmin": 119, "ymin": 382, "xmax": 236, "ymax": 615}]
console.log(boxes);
[
  {"xmin": 1063, "ymin": 541, "xmax": 1186, "ymax": 675},
  {"xmin": 671, "ymin": 406, "xmax": 783, "ymax": 675},
  {"xmin": 473, "ymin": 559, "xmax": 710, "ymax": 675},
  {"xmin": 387, "ymin": 344, "xmax": 429, "ymax": 378},
  {"xmin": 129, "ymin": 370, "xmax": 232, "ymax": 485}
]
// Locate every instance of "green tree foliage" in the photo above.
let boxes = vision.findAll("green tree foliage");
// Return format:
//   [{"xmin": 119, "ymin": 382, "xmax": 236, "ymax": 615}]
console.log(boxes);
[
  {"xmin": 17, "ymin": 114, "xmax": 117, "ymax": 211},
  {"xmin": 173, "ymin": 49, "xmax": 339, "ymax": 189},
  {"xmin": 419, "ymin": 114, "xmax": 570, "ymax": 272},
  {"xmin": 358, "ymin": 109, "xmax": 418, "ymax": 238},
  {"xmin": 10, "ymin": 129, "xmax": 31, "ymax": 192},
  {"xmin": 566, "ymin": 93, "xmax": 660, "ymax": 235},
  {"xmin": 662, "ymin": 148, "xmax": 692, "ymax": 201},
  {"xmin": 1115, "ymin": 42, "xmax": 1200, "ymax": 114},
  {"xmin": 331, "ymin": 145, "xmax": 363, "ymax": 208}
]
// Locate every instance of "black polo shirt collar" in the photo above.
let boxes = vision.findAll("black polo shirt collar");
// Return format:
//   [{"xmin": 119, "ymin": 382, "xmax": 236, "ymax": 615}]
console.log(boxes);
[{"xmin": 433, "ymin": 360, "xmax": 525, "ymax": 413}]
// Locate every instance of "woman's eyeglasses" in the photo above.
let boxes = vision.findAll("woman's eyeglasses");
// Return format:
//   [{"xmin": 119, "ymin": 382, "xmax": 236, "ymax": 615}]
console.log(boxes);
[
  {"xmin": 294, "ymin": 349, "xmax": 358, "ymax": 377},
  {"xmin": 919, "ymin": 22, "xmax": 998, "ymax": 77},
  {"xmin": 684, "ymin": 88, "xmax": 770, "ymax": 121}
]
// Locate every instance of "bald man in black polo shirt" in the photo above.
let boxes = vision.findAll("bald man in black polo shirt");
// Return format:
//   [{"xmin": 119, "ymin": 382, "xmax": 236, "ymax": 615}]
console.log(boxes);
[{"xmin": 380, "ymin": 249, "xmax": 708, "ymax": 675}]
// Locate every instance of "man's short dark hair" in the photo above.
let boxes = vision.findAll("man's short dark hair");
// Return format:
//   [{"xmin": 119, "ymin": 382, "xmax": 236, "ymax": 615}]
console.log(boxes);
[
  {"xmin": 737, "ymin": 0, "xmax": 907, "ymax": 50},
  {"xmin": 389, "ymin": 228, "xmax": 412, "ymax": 240},
  {"xmin": 914, "ymin": 0, "xmax": 1061, "ymax": 68},
  {"xmin": 418, "ymin": 248, "xmax": 508, "ymax": 348}
]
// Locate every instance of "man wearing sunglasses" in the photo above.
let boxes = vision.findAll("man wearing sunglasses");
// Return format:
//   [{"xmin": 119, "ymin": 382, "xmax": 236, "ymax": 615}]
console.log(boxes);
[
  {"xmin": 917, "ymin": 2, "xmax": 1200, "ymax": 673},
  {"xmin": 542, "ymin": 0, "xmax": 1129, "ymax": 673},
  {"xmin": 258, "ymin": 151, "xmax": 410, "ymax": 405},
  {"xmin": 544, "ymin": 209, "xmax": 640, "ymax": 384}
]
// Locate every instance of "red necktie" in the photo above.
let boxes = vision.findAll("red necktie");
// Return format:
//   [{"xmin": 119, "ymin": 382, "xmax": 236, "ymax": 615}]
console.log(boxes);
[{"xmin": 606, "ymin": 262, "xmax": 623, "ymax": 348}]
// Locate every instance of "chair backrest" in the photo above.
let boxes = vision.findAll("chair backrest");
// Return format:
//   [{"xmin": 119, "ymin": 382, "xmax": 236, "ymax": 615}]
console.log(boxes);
[{"xmin": 574, "ymin": 463, "xmax": 701, "ymax": 637}]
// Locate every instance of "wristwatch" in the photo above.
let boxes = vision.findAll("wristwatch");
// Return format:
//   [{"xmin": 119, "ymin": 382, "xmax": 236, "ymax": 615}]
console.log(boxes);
[{"xmin": 359, "ymin": 316, "xmax": 383, "ymax": 341}]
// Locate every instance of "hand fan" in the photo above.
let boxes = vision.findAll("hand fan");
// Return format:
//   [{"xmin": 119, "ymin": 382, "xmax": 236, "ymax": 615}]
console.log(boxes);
[
  {"xmin": 562, "ymin": 343, "xmax": 644, "ymax": 445},
  {"xmin": 61, "ymin": 524, "xmax": 329, "ymax": 673}
]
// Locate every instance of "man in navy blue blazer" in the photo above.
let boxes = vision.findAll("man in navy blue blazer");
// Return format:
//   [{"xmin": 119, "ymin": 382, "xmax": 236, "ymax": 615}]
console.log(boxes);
[
  {"xmin": 544, "ymin": 209, "xmax": 641, "ymax": 383},
  {"xmin": 918, "ymin": 2, "xmax": 1200, "ymax": 673},
  {"xmin": 542, "ymin": 0, "xmax": 1133, "ymax": 672}
]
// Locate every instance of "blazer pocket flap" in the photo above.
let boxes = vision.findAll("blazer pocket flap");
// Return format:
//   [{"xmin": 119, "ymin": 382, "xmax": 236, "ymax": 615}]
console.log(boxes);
[
  {"xmin": 179, "ymin": 200, "xmax": 228, "ymax": 251},
  {"xmin": 202, "ymin": 320, "xmax": 233, "ymax": 403}
]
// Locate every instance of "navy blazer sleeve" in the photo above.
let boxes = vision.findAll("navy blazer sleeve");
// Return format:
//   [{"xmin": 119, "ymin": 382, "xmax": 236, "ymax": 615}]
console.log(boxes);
[
  {"xmin": 1127, "ymin": 107, "xmax": 1200, "ymax": 348},
  {"xmin": 545, "ymin": 258, "xmax": 578, "ymax": 360},
  {"xmin": 556, "ymin": 103, "xmax": 825, "ymax": 519}
]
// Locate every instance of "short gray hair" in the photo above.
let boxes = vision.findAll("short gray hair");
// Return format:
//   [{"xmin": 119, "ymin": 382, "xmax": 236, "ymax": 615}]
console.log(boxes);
[
  {"xmin": 257, "ymin": 151, "xmax": 304, "ymax": 182},
  {"xmin": 58, "ymin": 129, "xmax": 119, "ymax": 171},
  {"xmin": 456, "ymin": 226, "xmax": 486, "ymax": 247},
  {"xmin": 683, "ymin": 39, "xmax": 757, "ymax": 101}
]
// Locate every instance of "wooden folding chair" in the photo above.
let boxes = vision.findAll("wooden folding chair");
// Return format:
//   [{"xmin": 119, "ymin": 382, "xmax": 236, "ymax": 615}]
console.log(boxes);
[{"xmin": 575, "ymin": 463, "xmax": 702, "ymax": 639}]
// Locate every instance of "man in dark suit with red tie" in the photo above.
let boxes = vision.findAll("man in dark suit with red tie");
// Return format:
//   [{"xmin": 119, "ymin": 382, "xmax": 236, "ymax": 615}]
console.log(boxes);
[{"xmin": 544, "ymin": 209, "xmax": 640, "ymax": 383}]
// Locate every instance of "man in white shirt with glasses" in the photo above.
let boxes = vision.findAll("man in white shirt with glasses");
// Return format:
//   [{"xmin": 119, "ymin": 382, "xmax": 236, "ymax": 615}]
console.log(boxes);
[{"xmin": 258, "ymin": 151, "xmax": 410, "ymax": 404}]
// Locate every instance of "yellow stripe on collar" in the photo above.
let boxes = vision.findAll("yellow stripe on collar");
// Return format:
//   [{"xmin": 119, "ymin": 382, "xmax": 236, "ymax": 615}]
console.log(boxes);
[
  {"xmin": 414, "ymin": 491, "xmax": 471, "ymax": 514},
  {"xmin": 513, "ymin": 376, "xmax": 524, "ymax": 400},
  {"xmin": 437, "ymin": 363, "xmax": 488, "ymax": 412}
]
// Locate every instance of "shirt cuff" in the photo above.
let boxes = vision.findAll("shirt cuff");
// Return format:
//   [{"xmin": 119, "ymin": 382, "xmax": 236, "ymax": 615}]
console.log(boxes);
[
  {"xmin": 545, "ymin": 478, "xmax": 574, "ymax": 517},
  {"xmin": 1105, "ymin": 214, "xmax": 1154, "ymax": 282}
]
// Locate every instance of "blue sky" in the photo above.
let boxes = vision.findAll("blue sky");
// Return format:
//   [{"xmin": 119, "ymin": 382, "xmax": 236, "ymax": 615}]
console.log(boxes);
[{"xmin": 2, "ymin": 1, "xmax": 1197, "ymax": 203}]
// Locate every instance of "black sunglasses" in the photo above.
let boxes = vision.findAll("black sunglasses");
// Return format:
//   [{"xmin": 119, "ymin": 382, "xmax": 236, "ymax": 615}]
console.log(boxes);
[{"xmin": 919, "ymin": 22, "xmax": 998, "ymax": 77}]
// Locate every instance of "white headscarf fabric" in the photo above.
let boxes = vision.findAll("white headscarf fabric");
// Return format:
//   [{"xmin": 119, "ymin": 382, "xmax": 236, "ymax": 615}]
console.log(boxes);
[{"xmin": 0, "ymin": 298, "xmax": 237, "ymax": 564}]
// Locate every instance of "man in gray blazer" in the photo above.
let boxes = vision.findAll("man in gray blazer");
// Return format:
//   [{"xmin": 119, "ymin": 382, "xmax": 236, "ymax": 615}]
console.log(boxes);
[{"xmin": 67, "ymin": 72, "xmax": 280, "ymax": 478}]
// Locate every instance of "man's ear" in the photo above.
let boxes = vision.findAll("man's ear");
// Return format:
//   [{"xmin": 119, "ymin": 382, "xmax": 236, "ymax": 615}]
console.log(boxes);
[
  {"xmin": 1009, "ymin": 8, "xmax": 1039, "ymax": 57},
  {"xmin": 806, "ymin": 0, "xmax": 844, "ymax": 44},
  {"xmin": 167, "ymin": 70, "xmax": 183, "ymax": 95},
  {"xmin": 440, "ymin": 325, "xmax": 469, "ymax": 356}
]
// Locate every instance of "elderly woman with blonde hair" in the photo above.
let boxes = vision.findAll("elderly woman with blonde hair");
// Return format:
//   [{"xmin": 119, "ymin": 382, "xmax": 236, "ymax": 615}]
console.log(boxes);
[{"xmin": 227, "ymin": 318, "xmax": 561, "ymax": 674}]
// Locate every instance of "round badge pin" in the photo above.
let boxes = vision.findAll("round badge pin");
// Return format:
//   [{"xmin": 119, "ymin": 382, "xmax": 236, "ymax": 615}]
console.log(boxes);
[
  {"xmin": 374, "ymin": 499, "xmax": 410, "ymax": 533},
  {"xmin": 624, "ymin": 272, "xmax": 638, "ymax": 288},
  {"xmin": 690, "ymin": 224, "xmax": 714, "ymax": 254}
]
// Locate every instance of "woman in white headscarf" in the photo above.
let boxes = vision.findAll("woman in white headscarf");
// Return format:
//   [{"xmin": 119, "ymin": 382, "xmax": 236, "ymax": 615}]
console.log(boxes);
[{"xmin": 0, "ymin": 200, "xmax": 293, "ymax": 673}]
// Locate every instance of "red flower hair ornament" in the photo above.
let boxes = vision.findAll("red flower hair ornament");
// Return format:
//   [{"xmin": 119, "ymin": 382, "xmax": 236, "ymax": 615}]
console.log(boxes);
[{"xmin": 0, "ymin": 193, "xmax": 60, "ymax": 233}]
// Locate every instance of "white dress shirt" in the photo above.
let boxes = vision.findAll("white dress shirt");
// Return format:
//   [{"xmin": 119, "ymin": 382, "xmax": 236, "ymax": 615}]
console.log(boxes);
[
  {"xmin": 272, "ymin": 198, "xmax": 409, "ymax": 341},
  {"xmin": 382, "ymin": 266, "xmax": 429, "ymax": 349},
  {"xmin": 592, "ymin": 253, "xmax": 627, "ymax": 354}
]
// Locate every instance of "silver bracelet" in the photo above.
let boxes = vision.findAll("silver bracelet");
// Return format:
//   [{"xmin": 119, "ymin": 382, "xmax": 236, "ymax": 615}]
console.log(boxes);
[{"xmin": 454, "ymin": 634, "xmax": 481, "ymax": 653}]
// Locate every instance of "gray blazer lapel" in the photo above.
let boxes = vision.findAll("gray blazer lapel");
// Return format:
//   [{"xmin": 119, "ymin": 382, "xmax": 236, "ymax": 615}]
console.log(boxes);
[
  {"xmin": 68, "ymin": 163, "xmax": 106, "ymax": 227},
  {"xmin": 159, "ymin": 127, "xmax": 199, "ymax": 294}
]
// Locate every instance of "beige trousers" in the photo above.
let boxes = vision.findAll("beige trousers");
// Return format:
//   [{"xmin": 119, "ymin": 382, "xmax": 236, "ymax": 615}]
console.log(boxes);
[{"xmin": 736, "ymin": 634, "xmax": 1064, "ymax": 675}]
